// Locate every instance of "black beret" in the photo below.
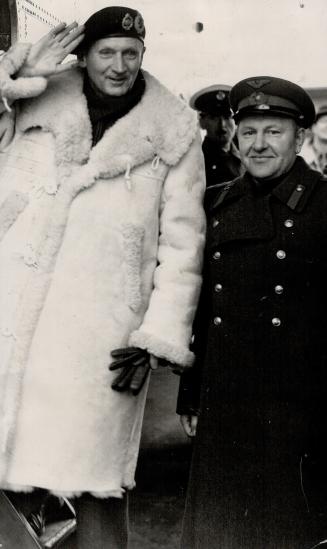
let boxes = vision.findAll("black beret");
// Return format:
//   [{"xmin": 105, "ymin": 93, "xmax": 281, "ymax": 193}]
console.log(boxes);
[
  {"xmin": 73, "ymin": 6, "xmax": 145, "ymax": 56},
  {"xmin": 230, "ymin": 76, "xmax": 315, "ymax": 129},
  {"xmin": 315, "ymin": 104, "xmax": 327, "ymax": 123},
  {"xmin": 189, "ymin": 85, "xmax": 232, "ymax": 117}
]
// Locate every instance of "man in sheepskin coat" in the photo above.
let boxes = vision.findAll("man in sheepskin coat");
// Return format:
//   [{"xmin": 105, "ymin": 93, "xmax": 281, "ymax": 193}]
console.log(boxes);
[{"xmin": 0, "ymin": 6, "xmax": 206, "ymax": 547}]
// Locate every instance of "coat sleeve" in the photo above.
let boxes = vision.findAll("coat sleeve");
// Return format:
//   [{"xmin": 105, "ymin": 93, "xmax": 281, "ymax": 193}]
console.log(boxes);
[
  {"xmin": 0, "ymin": 43, "xmax": 48, "ymax": 150},
  {"xmin": 176, "ymin": 252, "xmax": 212, "ymax": 414},
  {"xmin": 129, "ymin": 132, "xmax": 206, "ymax": 370}
]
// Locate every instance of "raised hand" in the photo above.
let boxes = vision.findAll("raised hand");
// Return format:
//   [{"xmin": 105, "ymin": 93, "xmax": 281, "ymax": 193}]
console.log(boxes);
[{"xmin": 20, "ymin": 22, "xmax": 85, "ymax": 79}]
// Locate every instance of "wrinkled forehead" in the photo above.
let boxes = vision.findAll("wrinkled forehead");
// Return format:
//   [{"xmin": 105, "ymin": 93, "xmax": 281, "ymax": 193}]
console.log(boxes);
[
  {"xmin": 237, "ymin": 115, "xmax": 297, "ymax": 130},
  {"xmin": 89, "ymin": 35, "xmax": 145, "ymax": 53}
]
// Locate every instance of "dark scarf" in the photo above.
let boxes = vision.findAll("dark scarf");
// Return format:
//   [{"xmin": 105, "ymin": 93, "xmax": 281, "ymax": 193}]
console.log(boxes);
[{"xmin": 84, "ymin": 70, "xmax": 146, "ymax": 146}]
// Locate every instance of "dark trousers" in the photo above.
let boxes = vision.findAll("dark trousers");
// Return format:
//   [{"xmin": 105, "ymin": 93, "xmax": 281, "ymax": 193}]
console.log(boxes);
[
  {"xmin": 6, "ymin": 490, "xmax": 129, "ymax": 549},
  {"xmin": 73, "ymin": 493, "xmax": 129, "ymax": 549}
]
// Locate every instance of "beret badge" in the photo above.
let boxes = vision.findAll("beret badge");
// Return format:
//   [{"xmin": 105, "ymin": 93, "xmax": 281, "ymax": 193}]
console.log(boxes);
[
  {"xmin": 134, "ymin": 13, "xmax": 145, "ymax": 34},
  {"xmin": 122, "ymin": 13, "xmax": 134, "ymax": 31}
]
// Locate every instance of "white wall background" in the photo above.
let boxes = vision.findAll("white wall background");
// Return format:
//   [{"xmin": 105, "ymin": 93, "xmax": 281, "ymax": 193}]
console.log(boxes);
[{"xmin": 19, "ymin": 0, "xmax": 327, "ymax": 96}]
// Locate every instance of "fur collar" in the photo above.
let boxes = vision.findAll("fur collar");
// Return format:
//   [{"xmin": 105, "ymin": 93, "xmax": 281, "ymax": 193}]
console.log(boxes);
[{"xmin": 17, "ymin": 69, "xmax": 198, "ymax": 179}]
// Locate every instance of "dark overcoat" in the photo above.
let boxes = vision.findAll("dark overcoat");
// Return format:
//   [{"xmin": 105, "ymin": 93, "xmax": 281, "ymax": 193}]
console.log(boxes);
[
  {"xmin": 202, "ymin": 136, "xmax": 243, "ymax": 187},
  {"xmin": 178, "ymin": 157, "xmax": 327, "ymax": 549}
]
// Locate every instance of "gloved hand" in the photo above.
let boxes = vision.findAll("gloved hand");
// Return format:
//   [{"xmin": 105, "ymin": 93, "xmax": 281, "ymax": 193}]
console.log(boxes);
[{"xmin": 109, "ymin": 347, "xmax": 151, "ymax": 396}]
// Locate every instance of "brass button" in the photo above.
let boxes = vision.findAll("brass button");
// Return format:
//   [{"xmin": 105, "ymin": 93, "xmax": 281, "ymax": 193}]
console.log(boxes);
[
  {"xmin": 212, "ymin": 165, "xmax": 217, "ymax": 170},
  {"xmin": 274, "ymin": 285, "xmax": 284, "ymax": 295},
  {"xmin": 213, "ymin": 316, "xmax": 222, "ymax": 326},
  {"xmin": 214, "ymin": 283, "xmax": 223, "ymax": 293},
  {"xmin": 284, "ymin": 219, "xmax": 294, "ymax": 228},
  {"xmin": 213, "ymin": 251, "xmax": 221, "ymax": 260},
  {"xmin": 212, "ymin": 219, "xmax": 219, "ymax": 228},
  {"xmin": 272, "ymin": 317, "xmax": 281, "ymax": 326},
  {"xmin": 276, "ymin": 250, "xmax": 286, "ymax": 259},
  {"xmin": 296, "ymin": 184, "xmax": 304, "ymax": 192}
]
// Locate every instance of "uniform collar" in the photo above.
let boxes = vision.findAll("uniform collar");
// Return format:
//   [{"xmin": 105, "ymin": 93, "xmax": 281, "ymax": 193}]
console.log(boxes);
[
  {"xmin": 271, "ymin": 155, "xmax": 322, "ymax": 212},
  {"xmin": 209, "ymin": 155, "xmax": 323, "ymax": 214}
]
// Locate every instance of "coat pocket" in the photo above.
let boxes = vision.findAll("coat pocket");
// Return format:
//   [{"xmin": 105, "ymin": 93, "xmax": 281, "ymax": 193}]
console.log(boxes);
[{"xmin": 121, "ymin": 223, "xmax": 145, "ymax": 313}]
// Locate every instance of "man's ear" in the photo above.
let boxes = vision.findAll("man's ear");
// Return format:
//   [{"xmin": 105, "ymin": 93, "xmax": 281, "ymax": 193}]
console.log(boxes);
[
  {"xmin": 296, "ymin": 126, "xmax": 306, "ymax": 153},
  {"xmin": 140, "ymin": 46, "xmax": 146, "ymax": 64}
]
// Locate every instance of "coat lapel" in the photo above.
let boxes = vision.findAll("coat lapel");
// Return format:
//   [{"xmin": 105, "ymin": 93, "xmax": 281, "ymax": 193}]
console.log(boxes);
[
  {"xmin": 17, "ymin": 68, "xmax": 198, "ymax": 184},
  {"xmin": 208, "ymin": 174, "xmax": 275, "ymax": 246}
]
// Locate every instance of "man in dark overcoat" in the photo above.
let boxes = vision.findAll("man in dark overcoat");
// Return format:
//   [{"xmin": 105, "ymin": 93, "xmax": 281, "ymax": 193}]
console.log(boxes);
[
  {"xmin": 190, "ymin": 85, "xmax": 243, "ymax": 187},
  {"xmin": 178, "ymin": 76, "xmax": 327, "ymax": 549}
]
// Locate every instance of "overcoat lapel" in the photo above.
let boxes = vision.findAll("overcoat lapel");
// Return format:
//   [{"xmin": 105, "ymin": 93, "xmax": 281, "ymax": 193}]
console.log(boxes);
[{"xmin": 209, "ymin": 175, "xmax": 275, "ymax": 246}]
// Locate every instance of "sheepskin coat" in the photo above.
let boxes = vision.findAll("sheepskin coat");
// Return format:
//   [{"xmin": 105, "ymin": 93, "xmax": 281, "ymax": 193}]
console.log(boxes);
[{"xmin": 0, "ymin": 68, "xmax": 206, "ymax": 498}]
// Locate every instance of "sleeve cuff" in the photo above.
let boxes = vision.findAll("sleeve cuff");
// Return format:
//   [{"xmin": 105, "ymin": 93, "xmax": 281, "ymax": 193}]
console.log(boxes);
[{"xmin": 129, "ymin": 329, "xmax": 194, "ymax": 370}]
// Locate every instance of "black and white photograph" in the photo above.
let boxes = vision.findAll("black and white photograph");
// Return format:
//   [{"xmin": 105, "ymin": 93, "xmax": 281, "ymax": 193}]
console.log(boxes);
[{"xmin": 0, "ymin": 1, "xmax": 327, "ymax": 548}]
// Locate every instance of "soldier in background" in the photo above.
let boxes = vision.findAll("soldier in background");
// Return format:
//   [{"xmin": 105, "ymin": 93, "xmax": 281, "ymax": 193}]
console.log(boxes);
[
  {"xmin": 301, "ymin": 104, "xmax": 327, "ymax": 174},
  {"xmin": 190, "ymin": 84, "xmax": 243, "ymax": 187}
]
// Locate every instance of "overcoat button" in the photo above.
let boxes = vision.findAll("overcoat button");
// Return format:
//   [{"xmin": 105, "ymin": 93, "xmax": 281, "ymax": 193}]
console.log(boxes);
[
  {"xmin": 296, "ymin": 184, "xmax": 304, "ymax": 192},
  {"xmin": 272, "ymin": 317, "xmax": 281, "ymax": 326},
  {"xmin": 213, "ymin": 316, "xmax": 222, "ymax": 326},
  {"xmin": 284, "ymin": 219, "xmax": 294, "ymax": 228},
  {"xmin": 274, "ymin": 285, "xmax": 284, "ymax": 294},
  {"xmin": 212, "ymin": 219, "xmax": 219, "ymax": 228},
  {"xmin": 212, "ymin": 165, "xmax": 217, "ymax": 170},
  {"xmin": 214, "ymin": 283, "xmax": 223, "ymax": 293},
  {"xmin": 213, "ymin": 251, "xmax": 221, "ymax": 260},
  {"xmin": 276, "ymin": 250, "xmax": 286, "ymax": 259}
]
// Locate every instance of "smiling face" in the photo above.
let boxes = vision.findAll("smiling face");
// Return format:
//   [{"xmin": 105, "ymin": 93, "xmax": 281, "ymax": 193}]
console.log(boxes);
[
  {"xmin": 237, "ymin": 116, "xmax": 305, "ymax": 180},
  {"xmin": 84, "ymin": 36, "xmax": 145, "ymax": 97}
]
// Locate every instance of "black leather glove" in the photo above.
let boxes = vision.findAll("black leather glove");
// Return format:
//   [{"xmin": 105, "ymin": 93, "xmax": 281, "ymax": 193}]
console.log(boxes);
[{"xmin": 109, "ymin": 347, "xmax": 151, "ymax": 395}]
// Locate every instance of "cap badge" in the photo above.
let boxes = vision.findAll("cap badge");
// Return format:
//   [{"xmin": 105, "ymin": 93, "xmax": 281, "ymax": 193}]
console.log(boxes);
[
  {"xmin": 251, "ymin": 92, "xmax": 268, "ymax": 105},
  {"xmin": 134, "ymin": 13, "xmax": 145, "ymax": 34},
  {"xmin": 246, "ymin": 78, "xmax": 271, "ymax": 90},
  {"xmin": 248, "ymin": 91, "xmax": 270, "ymax": 110},
  {"xmin": 122, "ymin": 13, "xmax": 134, "ymax": 31},
  {"xmin": 216, "ymin": 91, "xmax": 226, "ymax": 101},
  {"xmin": 255, "ymin": 92, "xmax": 264, "ymax": 102}
]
